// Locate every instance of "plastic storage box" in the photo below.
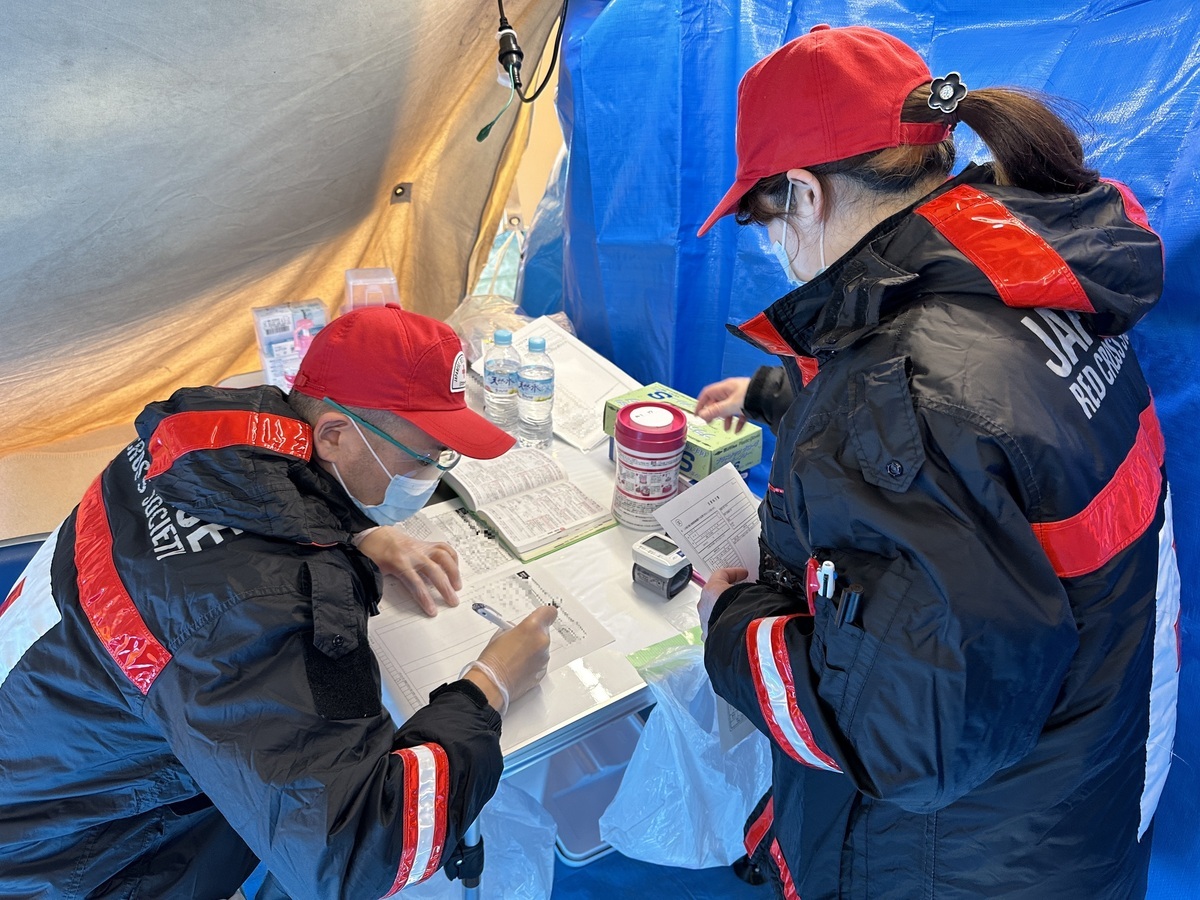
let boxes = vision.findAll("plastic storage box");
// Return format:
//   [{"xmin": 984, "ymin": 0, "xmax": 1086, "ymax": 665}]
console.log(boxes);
[
  {"xmin": 507, "ymin": 712, "xmax": 645, "ymax": 866},
  {"xmin": 342, "ymin": 267, "xmax": 400, "ymax": 313}
]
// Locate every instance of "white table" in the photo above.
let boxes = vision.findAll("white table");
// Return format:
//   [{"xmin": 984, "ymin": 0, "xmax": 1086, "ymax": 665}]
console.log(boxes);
[{"xmin": 388, "ymin": 434, "xmax": 701, "ymax": 775}]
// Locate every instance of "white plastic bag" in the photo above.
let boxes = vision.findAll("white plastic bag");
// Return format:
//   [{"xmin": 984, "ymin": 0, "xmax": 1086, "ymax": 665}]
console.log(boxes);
[
  {"xmin": 402, "ymin": 780, "xmax": 557, "ymax": 900},
  {"xmin": 598, "ymin": 639, "xmax": 771, "ymax": 869}
]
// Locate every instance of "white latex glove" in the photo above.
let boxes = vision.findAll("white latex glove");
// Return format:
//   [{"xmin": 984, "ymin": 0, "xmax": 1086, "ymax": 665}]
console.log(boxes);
[
  {"xmin": 354, "ymin": 526, "xmax": 461, "ymax": 616},
  {"xmin": 698, "ymin": 566, "xmax": 750, "ymax": 640},
  {"xmin": 462, "ymin": 605, "xmax": 558, "ymax": 714},
  {"xmin": 695, "ymin": 377, "xmax": 752, "ymax": 432}
]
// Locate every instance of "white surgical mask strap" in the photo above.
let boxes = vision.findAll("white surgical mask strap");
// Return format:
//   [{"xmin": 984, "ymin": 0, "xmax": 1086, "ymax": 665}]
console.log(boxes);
[
  {"xmin": 783, "ymin": 181, "xmax": 795, "ymax": 261},
  {"xmin": 346, "ymin": 416, "xmax": 395, "ymax": 480},
  {"xmin": 818, "ymin": 218, "xmax": 827, "ymax": 275}
]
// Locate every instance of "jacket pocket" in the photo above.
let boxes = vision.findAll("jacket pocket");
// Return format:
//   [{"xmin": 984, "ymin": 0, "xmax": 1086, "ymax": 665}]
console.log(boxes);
[
  {"xmin": 811, "ymin": 560, "xmax": 911, "ymax": 725},
  {"xmin": 765, "ymin": 482, "xmax": 790, "ymax": 524},
  {"xmin": 302, "ymin": 559, "xmax": 380, "ymax": 720},
  {"xmin": 849, "ymin": 357, "xmax": 924, "ymax": 493},
  {"xmin": 306, "ymin": 560, "xmax": 362, "ymax": 659}
]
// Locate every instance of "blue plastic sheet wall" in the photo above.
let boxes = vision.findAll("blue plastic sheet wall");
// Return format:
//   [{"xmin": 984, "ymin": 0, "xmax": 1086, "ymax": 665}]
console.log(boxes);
[{"xmin": 520, "ymin": 1, "xmax": 1200, "ymax": 894}]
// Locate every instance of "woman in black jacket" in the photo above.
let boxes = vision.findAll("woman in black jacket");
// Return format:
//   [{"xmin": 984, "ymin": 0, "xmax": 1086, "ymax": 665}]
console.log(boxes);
[{"xmin": 695, "ymin": 24, "xmax": 1177, "ymax": 900}]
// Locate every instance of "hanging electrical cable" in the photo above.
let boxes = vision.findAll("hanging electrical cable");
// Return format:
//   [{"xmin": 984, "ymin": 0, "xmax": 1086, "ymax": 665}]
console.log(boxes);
[{"xmin": 478, "ymin": 0, "xmax": 570, "ymax": 141}]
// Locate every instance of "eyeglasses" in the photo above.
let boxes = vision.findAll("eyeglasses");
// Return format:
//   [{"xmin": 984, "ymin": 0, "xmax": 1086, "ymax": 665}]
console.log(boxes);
[{"xmin": 323, "ymin": 399, "xmax": 462, "ymax": 471}]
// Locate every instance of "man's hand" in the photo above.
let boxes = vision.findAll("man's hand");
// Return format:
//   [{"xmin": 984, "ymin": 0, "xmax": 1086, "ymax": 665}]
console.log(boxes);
[
  {"xmin": 698, "ymin": 566, "xmax": 750, "ymax": 639},
  {"xmin": 464, "ymin": 605, "xmax": 558, "ymax": 714},
  {"xmin": 354, "ymin": 526, "xmax": 462, "ymax": 616},
  {"xmin": 696, "ymin": 377, "xmax": 751, "ymax": 432}
]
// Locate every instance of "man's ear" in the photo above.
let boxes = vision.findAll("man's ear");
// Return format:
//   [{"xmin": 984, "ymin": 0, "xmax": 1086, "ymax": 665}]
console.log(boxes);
[
  {"xmin": 785, "ymin": 167, "xmax": 824, "ymax": 221},
  {"xmin": 311, "ymin": 411, "xmax": 351, "ymax": 465}
]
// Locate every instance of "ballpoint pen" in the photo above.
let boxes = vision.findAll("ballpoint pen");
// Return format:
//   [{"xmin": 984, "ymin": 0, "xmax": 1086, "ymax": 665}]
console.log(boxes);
[
  {"xmin": 819, "ymin": 560, "xmax": 837, "ymax": 600},
  {"xmin": 472, "ymin": 602, "xmax": 514, "ymax": 631}
]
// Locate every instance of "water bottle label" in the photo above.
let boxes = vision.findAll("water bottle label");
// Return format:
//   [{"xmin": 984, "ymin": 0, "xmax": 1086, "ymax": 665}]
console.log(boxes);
[
  {"xmin": 518, "ymin": 374, "xmax": 554, "ymax": 400},
  {"xmin": 484, "ymin": 362, "xmax": 517, "ymax": 394}
]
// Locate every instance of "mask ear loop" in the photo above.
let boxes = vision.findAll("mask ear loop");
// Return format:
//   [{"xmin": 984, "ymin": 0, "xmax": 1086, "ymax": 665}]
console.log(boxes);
[
  {"xmin": 781, "ymin": 180, "xmax": 801, "ymax": 268},
  {"xmin": 816, "ymin": 218, "xmax": 827, "ymax": 276},
  {"xmin": 345, "ymin": 416, "xmax": 395, "ymax": 480}
]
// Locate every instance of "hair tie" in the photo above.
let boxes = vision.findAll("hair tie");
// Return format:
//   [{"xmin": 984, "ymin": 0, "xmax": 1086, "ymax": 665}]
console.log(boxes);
[{"xmin": 928, "ymin": 72, "xmax": 968, "ymax": 115}]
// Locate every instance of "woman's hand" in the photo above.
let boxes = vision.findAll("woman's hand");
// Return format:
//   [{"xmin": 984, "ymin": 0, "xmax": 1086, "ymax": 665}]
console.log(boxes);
[
  {"xmin": 698, "ymin": 566, "xmax": 750, "ymax": 639},
  {"xmin": 696, "ymin": 377, "xmax": 751, "ymax": 432}
]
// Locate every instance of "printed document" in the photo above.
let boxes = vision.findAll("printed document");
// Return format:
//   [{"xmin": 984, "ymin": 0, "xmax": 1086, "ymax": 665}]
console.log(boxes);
[
  {"xmin": 399, "ymin": 501, "xmax": 515, "ymax": 581},
  {"xmin": 653, "ymin": 463, "xmax": 761, "ymax": 581},
  {"xmin": 371, "ymin": 566, "xmax": 614, "ymax": 717}
]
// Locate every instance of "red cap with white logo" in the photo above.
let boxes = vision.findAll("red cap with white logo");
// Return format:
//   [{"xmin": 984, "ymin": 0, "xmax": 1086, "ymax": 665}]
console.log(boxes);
[
  {"xmin": 698, "ymin": 24, "xmax": 950, "ymax": 236},
  {"xmin": 292, "ymin": 303, "xmax": 515, "ymax": 459}
]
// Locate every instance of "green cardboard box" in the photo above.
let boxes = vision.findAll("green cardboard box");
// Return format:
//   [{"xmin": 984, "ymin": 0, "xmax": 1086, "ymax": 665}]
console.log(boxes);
[{"xmin": 603, "ymin": 383, "xmax": 763, "ymax": 480}]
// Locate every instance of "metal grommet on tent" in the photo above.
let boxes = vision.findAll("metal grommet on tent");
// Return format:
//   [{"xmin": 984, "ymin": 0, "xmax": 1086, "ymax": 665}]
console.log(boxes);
[{"xmin": 390, "ymin": 182, "xmax": 412, "ymax": 203}]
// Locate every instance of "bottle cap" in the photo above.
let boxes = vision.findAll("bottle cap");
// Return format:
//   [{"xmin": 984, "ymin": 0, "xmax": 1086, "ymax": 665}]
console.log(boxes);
[
  {"xmin": 493, "ymin": 329, "xmax": 513, "ymax": 345},
  {"xmin": 614, "ymin": 403, "xmax": 688, "ymax": 453},
  {"xmin": 528, "ymin": 336, "xmax": 546, "ymax": 352}
]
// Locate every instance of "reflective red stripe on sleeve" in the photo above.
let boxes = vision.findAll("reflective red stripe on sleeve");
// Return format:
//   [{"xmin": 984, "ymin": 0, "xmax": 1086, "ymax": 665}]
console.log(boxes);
[
  {"xmin": 746, "ymin": 615, "xmax": 841, "ymax": 772},
  {"xmin": 770, "ymin": 839, "xmax": 801, "ymax": 900},
  {"xmin": 75, "ymin": 478, "xmax": 172, "ymax": 694},
  {"xmin": 146, "ymin": 410, "xmax": 312, "ymax": 478},
  {"xmin": 744, "ymin": 796, "xmax": 775, "ymax": 857},
  {"xmin": 1032, "ymin": 402, "xmax": 1166, "ymax": 578},
  {"xmin": 382, "ymin": 743, "xmax": 450, "ymax": 896},
  {"xmin": 916, "ymin": 185, "xmax": 1093, "ymax": 312}
]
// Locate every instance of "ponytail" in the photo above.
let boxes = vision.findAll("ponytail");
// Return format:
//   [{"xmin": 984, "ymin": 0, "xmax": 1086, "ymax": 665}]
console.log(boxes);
[
  {"xmin": 905, "ymin": 84, "xmax": 1098, "ymax": 194},
  {"xmin": 735, "ymin": 80, "xmax": 1098, "ymax": 226}
]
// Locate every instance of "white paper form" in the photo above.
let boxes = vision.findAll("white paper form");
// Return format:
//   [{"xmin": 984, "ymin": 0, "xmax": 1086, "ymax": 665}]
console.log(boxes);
[
  {"xmin": 398, "ymin": 501, "xmax": 515, "ymax": 581},
  {"xmin": 653, "ymin": 463, "xmax": 761, "ymax": 581},
  {"xmin": 472, "ymin": 316, "xmax": 641, "ymax": 452},
  {"xmin": 371, "ymin": 566, "xmax": 615, "ymax": 717}
]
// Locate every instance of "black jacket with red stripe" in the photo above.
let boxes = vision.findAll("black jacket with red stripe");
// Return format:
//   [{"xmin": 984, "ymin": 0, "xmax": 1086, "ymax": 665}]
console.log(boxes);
[
  {"xmin": 0, "ymin": 385, "xmax": 502, "ymax": 899},
  {"xmin": 705, "ymin": 164, "xmax": 1180, "ymax": 900}
]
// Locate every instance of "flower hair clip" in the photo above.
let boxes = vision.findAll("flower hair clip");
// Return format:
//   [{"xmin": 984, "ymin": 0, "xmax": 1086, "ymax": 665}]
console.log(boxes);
[{"xmin": 928, "ymin": 72, "xmax": 968, "ymax": 114}]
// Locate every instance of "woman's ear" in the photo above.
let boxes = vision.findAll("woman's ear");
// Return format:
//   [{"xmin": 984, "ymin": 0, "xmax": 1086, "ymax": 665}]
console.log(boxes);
[{"xmin": 785, "ymin": 167, "xmax": 824, "ymax": 221}]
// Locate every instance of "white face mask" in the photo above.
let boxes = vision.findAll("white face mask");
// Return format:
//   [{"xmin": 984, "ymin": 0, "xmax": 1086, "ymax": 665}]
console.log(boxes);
[
  {"xmin": 770, "ymin": 238, "xmax": 804, "ymax": 287},
  {"xmin": 334, "ymin": 419, "xmax": 439, "ymax": 525},
  {"xmin": 769, "ymin": 181, "xmax": 826, "ymax": 288}
]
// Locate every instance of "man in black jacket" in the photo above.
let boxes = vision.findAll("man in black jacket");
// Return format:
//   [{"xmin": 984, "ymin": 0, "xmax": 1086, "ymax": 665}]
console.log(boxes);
[{"xmin": 0, "ymin": 304, "xmax": 554, "ymax": 898}]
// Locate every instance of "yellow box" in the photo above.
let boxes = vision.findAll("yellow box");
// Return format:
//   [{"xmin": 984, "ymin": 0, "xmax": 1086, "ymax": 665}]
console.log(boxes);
[{"xmin": 603, "ymin": 383, "xmax": 762, "ymax": 480}]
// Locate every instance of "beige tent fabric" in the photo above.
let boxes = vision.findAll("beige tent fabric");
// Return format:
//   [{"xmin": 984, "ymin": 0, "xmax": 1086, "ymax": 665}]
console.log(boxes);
[
  {"xmin": 0, "ymin": 424, "xmax": 137, "ymax": 539},
  {"xmin": 0, "ymin": 1, "xmax": 557, "ymax": 456}
]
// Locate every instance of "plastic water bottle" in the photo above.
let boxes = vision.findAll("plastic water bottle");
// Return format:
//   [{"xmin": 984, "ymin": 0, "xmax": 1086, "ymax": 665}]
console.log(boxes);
[
  {"xmin": 483, "ymin": 329, "xmax": 520, "ymax": 429},
  {"xmin": 517, "ymin": 337, "xmax": 555, "ymax": 449}
]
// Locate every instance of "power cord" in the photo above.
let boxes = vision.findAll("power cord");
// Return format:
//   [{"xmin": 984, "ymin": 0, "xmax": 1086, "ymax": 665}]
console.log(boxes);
[{"xmin": 478, "ymin": 0, "xmax": 570, "ymax": 140}]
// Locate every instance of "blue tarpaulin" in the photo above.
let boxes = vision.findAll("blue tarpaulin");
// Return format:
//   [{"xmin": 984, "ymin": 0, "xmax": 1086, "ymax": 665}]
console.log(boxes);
[{"xmin": 519, "ymin": 2, "xmax": 1200, "ymax": 894}]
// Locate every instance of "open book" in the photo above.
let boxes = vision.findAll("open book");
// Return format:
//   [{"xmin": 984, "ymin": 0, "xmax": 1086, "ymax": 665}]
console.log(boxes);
[{"xmin": 441, "ymin": 447, "xmax": 615, "ymax": 560}]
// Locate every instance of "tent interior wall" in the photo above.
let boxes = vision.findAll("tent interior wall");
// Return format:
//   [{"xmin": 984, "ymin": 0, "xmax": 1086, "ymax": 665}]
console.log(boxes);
[{"xmin": 3, "ymin": 1, "xmax": 1197, "ymax": 895}]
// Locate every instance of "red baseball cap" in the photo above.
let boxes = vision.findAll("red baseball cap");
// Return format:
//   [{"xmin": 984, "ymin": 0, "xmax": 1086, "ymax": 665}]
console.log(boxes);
[
  {"xmin": 291, "ymin": 304, "xmax": 515, "ymax": 459},
  {"xmin": 698, "ymin": 24, "xmax": 951, "ymax": 237}
]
